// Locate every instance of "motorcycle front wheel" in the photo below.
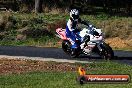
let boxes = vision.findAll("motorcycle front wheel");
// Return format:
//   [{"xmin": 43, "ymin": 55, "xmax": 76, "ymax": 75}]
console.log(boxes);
[{"xmin": 99, "ymin": 43, "xmax": 114, "ymax": 60}]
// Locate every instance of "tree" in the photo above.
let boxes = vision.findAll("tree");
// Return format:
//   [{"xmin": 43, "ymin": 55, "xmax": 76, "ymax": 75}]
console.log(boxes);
[{"xmin": 35, "ymin": 0, "xmax": 43, "ymax": 13}]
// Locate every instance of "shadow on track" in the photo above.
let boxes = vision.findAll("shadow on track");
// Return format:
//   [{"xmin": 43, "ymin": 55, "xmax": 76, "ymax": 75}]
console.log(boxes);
[{"xmin": 77, "ymin": 50, "xmax": 132, "ymax": 65}]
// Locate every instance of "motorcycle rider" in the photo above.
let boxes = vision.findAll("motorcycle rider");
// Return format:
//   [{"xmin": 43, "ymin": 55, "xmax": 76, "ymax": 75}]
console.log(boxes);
[{"xmin": 66, "ymin": 9, "xmax": 89, "ymax": 55}]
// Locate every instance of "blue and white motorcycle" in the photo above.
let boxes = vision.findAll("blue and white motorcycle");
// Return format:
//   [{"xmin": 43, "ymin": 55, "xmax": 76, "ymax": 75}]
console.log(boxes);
[{"xmin": 56, "ymin": 25, "xmax": 114, "ymax": 60}]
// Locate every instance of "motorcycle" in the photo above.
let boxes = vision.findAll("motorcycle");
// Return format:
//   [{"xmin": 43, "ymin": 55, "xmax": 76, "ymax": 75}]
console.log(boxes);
[{"xmin": 55, "ymin": 25, "xmax": 114, "ymax": 60}]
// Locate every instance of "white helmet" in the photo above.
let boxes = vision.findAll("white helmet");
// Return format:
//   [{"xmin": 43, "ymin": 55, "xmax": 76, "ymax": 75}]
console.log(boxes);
[{"xmin": 70, "ymin": 9, "xmax": 79, "ymax": 20}]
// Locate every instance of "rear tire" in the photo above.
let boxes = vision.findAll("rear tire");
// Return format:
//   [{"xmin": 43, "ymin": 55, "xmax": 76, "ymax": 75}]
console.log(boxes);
[
  {"xmin": 62, "ymin": 40, "xmax": 71, "ymax": 54},
  {"xmin": 70, "ymin": 48, "xmax": 80, "ymax": 58},
  {"xmin": 62, "ymin": 40, "xmax": 80, "ymax": 58}
]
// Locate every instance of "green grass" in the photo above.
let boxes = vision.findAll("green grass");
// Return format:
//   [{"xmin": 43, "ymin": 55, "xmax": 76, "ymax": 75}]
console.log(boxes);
[
  {"xmin": 0, "ymin": 61, "xmax": 132, "ymax": 88},
  {"xmin": 0, "ymin": 36, "xmax": 59, "ymax": 47}
]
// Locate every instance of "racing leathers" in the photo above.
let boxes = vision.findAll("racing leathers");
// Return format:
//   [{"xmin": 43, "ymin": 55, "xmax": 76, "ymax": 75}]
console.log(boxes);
[{"xmin": 66, "ymin": 18, "xmax": 88, "ymax": 50}]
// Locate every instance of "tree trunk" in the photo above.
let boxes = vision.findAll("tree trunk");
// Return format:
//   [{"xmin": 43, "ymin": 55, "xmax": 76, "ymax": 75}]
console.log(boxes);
[{"xmin": 35, "ymin": 0, "xmax": 43, "ymax": 13}]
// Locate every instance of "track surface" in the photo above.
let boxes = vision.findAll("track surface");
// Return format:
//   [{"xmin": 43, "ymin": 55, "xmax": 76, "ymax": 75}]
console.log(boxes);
[{"xmin": 0, "ymin": 46, "xmax": 131, "ymax": 65}]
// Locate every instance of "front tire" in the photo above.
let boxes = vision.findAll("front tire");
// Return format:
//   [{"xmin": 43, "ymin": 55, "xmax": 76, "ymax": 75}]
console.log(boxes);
[{"xmin": 99, "ymin": 43, "xmax": 114, "ymax": 60}]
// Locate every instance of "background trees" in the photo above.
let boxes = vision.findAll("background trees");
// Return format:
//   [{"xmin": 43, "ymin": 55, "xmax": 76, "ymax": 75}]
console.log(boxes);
[
  {"xmin": 35, "ymin": 0, "xmax": 43, "ymax": 13},
  {"xmin": 0, "ymin": 0, "xmax": 131, "ymax": 16}
]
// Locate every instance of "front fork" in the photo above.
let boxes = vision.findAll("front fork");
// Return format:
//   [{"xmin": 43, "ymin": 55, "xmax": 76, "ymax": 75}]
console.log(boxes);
[{"xmin": 96, "ymin": 41, "xmax": 105, "ymax": 52}]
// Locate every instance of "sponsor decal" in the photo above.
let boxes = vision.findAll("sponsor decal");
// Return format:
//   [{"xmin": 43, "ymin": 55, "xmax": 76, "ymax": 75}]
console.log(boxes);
[{"xmin": 77, "ymin": 67, "xmax": 130, "ymax": 84}]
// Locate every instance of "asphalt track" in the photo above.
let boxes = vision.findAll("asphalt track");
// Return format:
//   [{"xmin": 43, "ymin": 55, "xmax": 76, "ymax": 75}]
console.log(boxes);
[{"xmin": 0, "ymin": 46, "xmax": 132, "ymax": 65}]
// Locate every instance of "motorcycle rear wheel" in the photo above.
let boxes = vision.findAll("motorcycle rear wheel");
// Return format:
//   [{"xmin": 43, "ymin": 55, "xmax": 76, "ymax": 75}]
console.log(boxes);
[
  {"xmin": 62, "ymin": 40, "xmax": 71, "ymax": 54},
  {"xmin": 62, "ymin": 40, "xmax": 80, "ymax": 58}
]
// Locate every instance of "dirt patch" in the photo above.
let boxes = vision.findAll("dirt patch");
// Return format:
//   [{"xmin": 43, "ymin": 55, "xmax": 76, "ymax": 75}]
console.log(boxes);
[
  {"xmin": 0, "ymin": 58, "xmax": 79, "ymax": 75},
  {"xmin": 105, "ymin": 37, "xmax": 132, "ymax": 50}
]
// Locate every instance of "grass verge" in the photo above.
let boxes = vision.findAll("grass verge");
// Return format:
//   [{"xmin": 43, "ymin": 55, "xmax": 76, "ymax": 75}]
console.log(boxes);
[{"xmin": 0, "ymin": 59, "xmax": 132, "ymax": 88}]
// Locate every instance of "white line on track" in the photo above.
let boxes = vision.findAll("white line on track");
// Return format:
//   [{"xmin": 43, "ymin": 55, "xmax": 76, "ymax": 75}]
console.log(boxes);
[{"xmin": 0, "ymin": 55, "xmax": 92, "ymax": 63}]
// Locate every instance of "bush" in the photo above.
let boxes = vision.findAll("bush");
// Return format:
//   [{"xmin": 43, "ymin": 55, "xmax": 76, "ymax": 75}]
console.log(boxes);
[{"xmin": 0, "ymin": 14, "xmax": 10, "ymax": 31}]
